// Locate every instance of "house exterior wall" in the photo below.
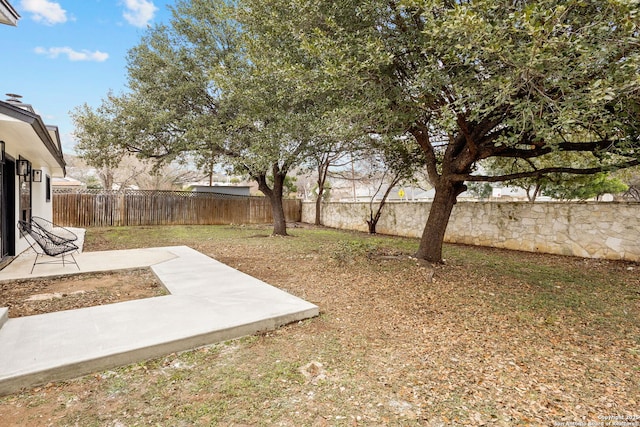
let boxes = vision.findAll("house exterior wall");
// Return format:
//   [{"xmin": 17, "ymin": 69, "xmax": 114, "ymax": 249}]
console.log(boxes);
[
  {"xmin": 1, "ymin": 99, "xmax": 66, "ymax": 259},
  {"xmin": 31, "ymin": 166, "xmax": 53, "ymax": 222},
  {"xmin": 302, "ymin": 201, "xmax": 640, "ymax": 262},
  {"xmin": 4, "ymin": 148, "xmax": 56, "ymax": 255}
]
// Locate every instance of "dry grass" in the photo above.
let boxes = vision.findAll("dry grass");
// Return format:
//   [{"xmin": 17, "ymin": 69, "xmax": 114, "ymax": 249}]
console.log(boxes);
[{"xmin": 0, "ymin": 224, "xmax": 638, "ymax": 426}]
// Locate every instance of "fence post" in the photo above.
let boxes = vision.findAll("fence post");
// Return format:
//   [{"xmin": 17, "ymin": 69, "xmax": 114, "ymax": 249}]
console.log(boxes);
[{"xmin": 120, "ymin": 191, "xmax": 126, "ymax": 226}]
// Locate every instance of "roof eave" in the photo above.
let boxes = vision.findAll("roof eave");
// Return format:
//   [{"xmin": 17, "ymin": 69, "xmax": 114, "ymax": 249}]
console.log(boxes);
[
  {"xmin": 0, "ymin": 101, "xmax": 67, "ymax": 173},
  {"xmin": 0, "ymin": 0, "xmax": 20, "ymax": 26}
]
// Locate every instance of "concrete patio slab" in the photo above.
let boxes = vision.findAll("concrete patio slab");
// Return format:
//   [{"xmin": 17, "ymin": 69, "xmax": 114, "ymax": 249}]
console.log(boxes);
[
  {"xmin": 0, "ymin": 247, "xmax": 178, "ymax": 280},
  {"xmin": 0, "ymin": 246, "xmax": 319, "ymax": 396}
]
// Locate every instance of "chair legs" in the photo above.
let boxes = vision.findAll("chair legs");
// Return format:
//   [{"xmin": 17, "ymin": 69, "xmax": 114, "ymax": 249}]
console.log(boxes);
[
  {"xmin": 30, "ymin": 254, "xmax": 37, "ymax": 275},
  {"xmin": 30, "ymin": 251, "xmax": 80, "ymax": 274}
]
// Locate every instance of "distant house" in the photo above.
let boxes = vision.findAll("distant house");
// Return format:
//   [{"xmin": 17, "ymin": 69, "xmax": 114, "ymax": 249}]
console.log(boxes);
[
  {"xmin": 0, "ymin": 95, "xmax": 66, "ymax": 264},
  {"xmin": 52, "ymin": 176, "xmax": 83, "ymax": 192},
  {"xmin": 191, "ymin": 185, "xmax": 251, "ymax": 197}
]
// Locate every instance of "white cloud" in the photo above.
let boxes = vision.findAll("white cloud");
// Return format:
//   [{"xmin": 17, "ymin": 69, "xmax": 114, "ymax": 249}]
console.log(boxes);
[
  {"xmin": 122, "ymin": 0, "xmax": 157, "ymax": 28},
  {"xmin": 20, "ymin": 0, "xmax": 67, "ymax": 25},
  {"xmin": 34, "ymin": 47, "xmax": 109, "ymax": 62}
]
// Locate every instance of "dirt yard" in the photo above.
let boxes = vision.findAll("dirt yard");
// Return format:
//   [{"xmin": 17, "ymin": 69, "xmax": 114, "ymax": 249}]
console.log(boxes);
[
  {"xmin": 0, "ymin": 269, "xmax": 166, "ymax": 318},
  {"xmin": 0, "ymin": 224, "xmax": 638, "ymax": 426}
]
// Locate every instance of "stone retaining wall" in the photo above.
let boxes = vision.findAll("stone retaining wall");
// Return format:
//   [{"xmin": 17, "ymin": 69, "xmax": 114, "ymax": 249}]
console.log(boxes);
[{"xmin": 301, "ymin": 201, "xmax": 640, "ymax": 261}]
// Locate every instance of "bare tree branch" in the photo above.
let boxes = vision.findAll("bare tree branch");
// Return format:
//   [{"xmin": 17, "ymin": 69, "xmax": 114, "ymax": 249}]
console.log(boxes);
[{"xmin": 458, "ymin": 159, "xmax": 640, "ymax": 182}]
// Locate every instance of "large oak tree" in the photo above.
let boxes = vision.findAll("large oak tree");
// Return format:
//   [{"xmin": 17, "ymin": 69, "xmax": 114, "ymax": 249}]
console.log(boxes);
[
  {"xmin": 74, "ymin": 0, "xmax": 323, "ymax": 236},
  {"xmin": 239, "ymin": 0, "xmax": 640, "ymax": 261}
]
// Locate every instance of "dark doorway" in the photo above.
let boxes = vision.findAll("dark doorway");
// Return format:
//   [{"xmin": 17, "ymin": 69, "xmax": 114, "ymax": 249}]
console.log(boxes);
[{"xmin": 1, "ymin": 157, "xmax": 16, "ymax": 259}]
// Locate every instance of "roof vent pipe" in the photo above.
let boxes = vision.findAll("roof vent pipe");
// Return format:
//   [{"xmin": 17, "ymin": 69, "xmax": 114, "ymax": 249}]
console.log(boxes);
[
  {"xmin": 4, "ymin": 93, "xmax": 36, "ymax": 113},
  {"xmin": 5, "ymin": 93, "xmax": 23, "ymax": 103}
]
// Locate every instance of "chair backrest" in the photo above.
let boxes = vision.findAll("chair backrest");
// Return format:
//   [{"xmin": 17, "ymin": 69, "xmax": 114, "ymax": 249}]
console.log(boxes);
[
  {"xmin": 17, "ymin": 220, "xmax": 32, "ymax": 237},
  {"xmin": 18, "ymin": 220, "xmax": 78, "ymax": 257},
  {"xmin": 31, "ymin": 216, "xmax": 77, "ymax": 243},
  {"xmin": 18, "ymin": 220, "xmax": 47, "ymax": 252}
]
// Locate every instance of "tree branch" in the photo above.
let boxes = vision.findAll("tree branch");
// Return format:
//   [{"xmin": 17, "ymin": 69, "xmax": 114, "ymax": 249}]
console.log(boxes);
[
  {"xmin": 491, "ymin": 138, "xmax": 636, "ymax": 159},
  {"xmin": 457, "ymin": 159, "xmax": 640, "ymax": 182},
  {"xmin": 409, "ymin": 124, "xmax": 440, "ymax": 184}
]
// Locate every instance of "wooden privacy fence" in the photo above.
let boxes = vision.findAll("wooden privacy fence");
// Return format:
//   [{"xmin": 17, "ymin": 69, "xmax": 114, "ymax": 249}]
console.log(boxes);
[{"xmin": 53, "ymin": 190, "xmax": 302, "ymax": 227}]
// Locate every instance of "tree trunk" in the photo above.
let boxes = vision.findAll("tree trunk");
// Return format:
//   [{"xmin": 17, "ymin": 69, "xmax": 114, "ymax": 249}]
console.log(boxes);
[
  {"xmin": 315, "ymin": 196, "xmax": 322, "ymax": 226},
  {"xmin": 526, "ymin": 183, "xmax": 542, "ymax": 202},
  {"xmin": 366, "ymin": 176, "xmax": 398, "ymax": 234},
  {"xmin": 415, "ymin": 180, "xmax": 465, "ymax": 263},
  {"xmin": 101, "ymin": 169, "xmax": 115, "ymax": 191},
  {"xmin": 314, "ymin": 178, "xmax": 324, "ymax": 226},
  {"xmin": 270, "ymin": 192, "xmax": 288, "ymax": 236},
  {"xmin": 256, "ymin": 169, "xmax": 288, "ymax": 236},
  {"xmin": 366, "ymin": 209, "xmax": 382, "ymax": 234},
  {"xmin": 315, "ymin": 160, "xmax": 329, "ymax": 226}
]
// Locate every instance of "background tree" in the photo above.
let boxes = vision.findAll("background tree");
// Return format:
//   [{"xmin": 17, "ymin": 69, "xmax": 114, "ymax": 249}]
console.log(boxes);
[
  {"xmin": 615, "ymin": 166, "xmax": 640, "ymax": 201},
  {"xmin": 309, "ymin": 146, "xmax": 344, "ymax": 225},
  {"xmin": 71, "ymin": 93, "xmax": 129, "ymax": 190},
  {"xmin": 364, "ymin": 136, "xmax": 425, "ymax": 234},
  {"xmin": 73, "ymin": 0, "xmax": 312, "ymax": 235},
  {"xmin": 304, "ymin": 125, "xmax": 357, "ymax": 225},
  {"xmin": 121, "ymin": 0, "xmax": 241, "ymax": 165},
  {"xmin": 486, "ymin": 153, "xmax": 629, "ymax": 201},
  {"xmin": 72, "ymin": 0, "xmax": 238, "ymax": 189},
  {"xmin": 218, "ymin": 4, "xmax": 354, "ymax": 235},
  {"xmin": 131, "ymin": 0, "xmax": 332, "ymax": 236},
  {"xmin": 541, "ymin": 173, "xmax": 628, "ymax": 201},
  {"xmin": 305, "ymin": 111, "xmax": 376, "ymax": 225},
  {"xmin": 466, "ymin": 182, "xmax": 492, "ymax": 201},
  {"xmin": 217, "ymin": 114, "xmax": 315, "ymax": 235}
]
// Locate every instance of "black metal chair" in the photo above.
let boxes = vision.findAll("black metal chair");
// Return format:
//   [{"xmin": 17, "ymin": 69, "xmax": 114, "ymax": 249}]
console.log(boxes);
[{"xmin": 17, "ymin": 220, "xmax": 80, "ymax": 274}]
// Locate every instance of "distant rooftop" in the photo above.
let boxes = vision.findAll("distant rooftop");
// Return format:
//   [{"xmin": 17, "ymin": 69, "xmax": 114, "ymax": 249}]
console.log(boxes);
[{"xmin": 52, "ymin": 177, "xmax": 83, "ymax": 187}]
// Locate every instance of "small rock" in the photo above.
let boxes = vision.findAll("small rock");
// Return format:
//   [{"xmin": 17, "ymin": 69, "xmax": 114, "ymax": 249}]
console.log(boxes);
[{"xmin": 299, "ymin": 361, "xmax": 327, "ymax": 384}]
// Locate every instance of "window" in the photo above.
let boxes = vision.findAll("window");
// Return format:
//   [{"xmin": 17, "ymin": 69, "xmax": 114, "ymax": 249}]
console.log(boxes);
[{"xmin": 46, "ymin": 175, "xmax": 51, "ymax": 202}]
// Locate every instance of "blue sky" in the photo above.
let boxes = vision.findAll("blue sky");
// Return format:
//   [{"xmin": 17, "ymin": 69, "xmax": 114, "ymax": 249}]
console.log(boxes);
[{"xmin": 1, "ymin": 0, "xmax": 176, "ymax": 154}]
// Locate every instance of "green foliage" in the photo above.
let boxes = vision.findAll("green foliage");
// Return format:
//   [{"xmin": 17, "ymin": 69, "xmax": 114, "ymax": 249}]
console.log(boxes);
[
  {"xmin": 613, "ymin": 165, "xmax": 640, "ymax": 201},
  {"xmin": 485, "ymin": 152, "xmax": 630, "ymax": 200},
  {"xmin": 72, "ymin": 0, "xmax": 244, "ymax": 172},
  {"xmin": 123, "ymin": 3, "xmax": 241, "ymax": 163},
  {"xmin": 330, "ymin": 240, "xmax": 377, "ymax": 265},
  {"xmin": 84, "ymin": 175, "xmax": 103, "ymax": 190},
  {"xmin": 71, "ymin": 92, "xmax": 128, "ymax": 171},
  {"xmin": 466, "ymin": 182, "xmax": 492, "ymax": 200},
  {"xmin": 311, "ymin": 181, "xmax": 331, "ymax": 201},
  {"xmin": 542, "ymin": 173, "xmax": 628, "ymax": 200},
  {"xmin": 267, "ymin": 175, "xmax": 298, "ymax": 197}
]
